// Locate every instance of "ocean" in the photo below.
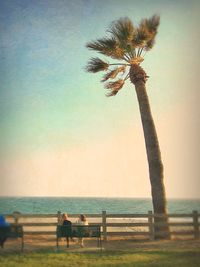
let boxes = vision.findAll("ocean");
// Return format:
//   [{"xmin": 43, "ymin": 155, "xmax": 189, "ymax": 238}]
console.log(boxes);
[{"xmin": 0, "ymin": 197, "xmax": 200, "ymax": 215}]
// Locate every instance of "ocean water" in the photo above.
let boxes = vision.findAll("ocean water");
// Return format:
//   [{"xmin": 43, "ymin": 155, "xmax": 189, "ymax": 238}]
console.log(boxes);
[{"xmin": 0, "ymin": 197, "xmax": 200, "ymax": 215}]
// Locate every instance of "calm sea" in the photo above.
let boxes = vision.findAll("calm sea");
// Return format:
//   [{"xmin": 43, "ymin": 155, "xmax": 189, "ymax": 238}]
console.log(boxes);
[{"xmin": 0, "ymin": 197, "xmax": 199, "ymax": 215}]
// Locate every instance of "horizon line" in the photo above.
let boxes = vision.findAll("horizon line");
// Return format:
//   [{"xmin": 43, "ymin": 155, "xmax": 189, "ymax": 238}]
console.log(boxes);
[{"xmin": 0, "ymin": 195, "xmax": 200, "ymax": 200}]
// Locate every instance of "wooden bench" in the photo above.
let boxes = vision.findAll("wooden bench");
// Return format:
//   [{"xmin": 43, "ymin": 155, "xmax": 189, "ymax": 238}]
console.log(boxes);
[
  {"xmin": 0, "ymin": 225, "xmax": 24, "ymax": 251},
  {"xmin": 56, "ymin": 225, "xmax": 102, "ymax": 250}
]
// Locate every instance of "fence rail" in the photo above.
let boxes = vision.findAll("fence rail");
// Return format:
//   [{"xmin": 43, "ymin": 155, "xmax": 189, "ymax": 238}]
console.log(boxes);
[{"xmin": 3, "ymin": 210, "xmax": 200, "ymax": 241}]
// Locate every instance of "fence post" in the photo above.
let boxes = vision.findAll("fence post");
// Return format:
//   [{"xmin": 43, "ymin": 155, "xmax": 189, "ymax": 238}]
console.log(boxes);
[
  {"xmin": 193, "ymin": 210, "xmax": 199, "ymax": 239},
  {"xmin": 102, "ymin": 210, "xmax": 107, "ymax": 241},
  {"xmin": 57, "ymin": 211, "xmax": 62, "ymax": 225},
  {"xmin": 13, "ymin": 211, "xmax": 20, "ymax": 225},
  {"xmin": 148, "ymin": 210, "xmax": 154, "ymax": 240}
]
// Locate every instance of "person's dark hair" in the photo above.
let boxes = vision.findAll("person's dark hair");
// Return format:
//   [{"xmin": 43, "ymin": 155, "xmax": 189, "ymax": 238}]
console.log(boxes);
[{"xmin": 80, "ymin": 214, "xmax": 86, "ymax": 222}]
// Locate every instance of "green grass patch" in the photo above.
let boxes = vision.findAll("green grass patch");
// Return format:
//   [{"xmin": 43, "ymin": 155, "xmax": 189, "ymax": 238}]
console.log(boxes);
[{"xmin": 0, "ymin": 249, "xmax": 200, "ymax": 267}]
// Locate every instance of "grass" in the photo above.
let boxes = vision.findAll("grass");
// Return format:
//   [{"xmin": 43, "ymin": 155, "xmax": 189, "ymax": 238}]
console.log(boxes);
[{"xmin": 0, "ymin": 248, "xmax": 200, "ymax": 267}]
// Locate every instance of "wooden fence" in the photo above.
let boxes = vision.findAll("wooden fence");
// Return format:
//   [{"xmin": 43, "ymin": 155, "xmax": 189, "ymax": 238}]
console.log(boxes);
[{"xmin": 4, "ymin": 210, "xmax": 200, "ymax": 241}]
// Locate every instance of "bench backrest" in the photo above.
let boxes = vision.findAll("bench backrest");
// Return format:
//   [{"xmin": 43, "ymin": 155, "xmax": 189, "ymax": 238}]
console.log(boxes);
[{"xmin": 57, "ymin": 225, "xmax": 101, "ymax": 238}]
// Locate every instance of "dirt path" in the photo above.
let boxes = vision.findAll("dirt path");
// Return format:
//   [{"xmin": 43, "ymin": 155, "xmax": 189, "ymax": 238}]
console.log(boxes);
[{"xmin": 0, "ymin": 235, "xmax": 199, "ymax": 254}]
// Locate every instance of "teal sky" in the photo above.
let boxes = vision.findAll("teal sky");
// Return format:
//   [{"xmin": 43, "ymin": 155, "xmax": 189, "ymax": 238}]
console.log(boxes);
[{"xmin": 0, "ymin": 0, "xmax": 200, "ymax": 198}]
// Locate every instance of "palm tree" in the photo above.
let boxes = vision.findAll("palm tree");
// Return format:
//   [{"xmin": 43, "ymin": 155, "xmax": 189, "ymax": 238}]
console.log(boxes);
[{"xmin": 85, "ymin": 15, "xmax": 170, "ymax": 239}]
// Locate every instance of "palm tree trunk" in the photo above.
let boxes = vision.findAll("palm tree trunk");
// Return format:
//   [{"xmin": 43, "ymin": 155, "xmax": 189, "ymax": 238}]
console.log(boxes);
[{"xmin": 129, "ymin": 65, "xmax": 170, "ymax": 239}]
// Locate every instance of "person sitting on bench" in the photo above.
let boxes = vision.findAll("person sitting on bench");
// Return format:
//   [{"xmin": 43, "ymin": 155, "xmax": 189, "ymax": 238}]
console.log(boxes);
[
  {"xmin": 76, "ymin": 214, "xmax": 89, "ymax": 247},
  {"xmin": 62, "ymin": 213, "xmax": 72, "ymax": 247},
  {"xmin": 0, "ymin": 215, "xmax": 10, "ymax": 248}
]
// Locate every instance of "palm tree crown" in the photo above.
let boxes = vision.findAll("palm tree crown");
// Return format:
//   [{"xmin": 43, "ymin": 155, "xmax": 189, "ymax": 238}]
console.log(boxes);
[{"xmin": 86, "ymin": 15, "xmax": 160, "ymax": 96}]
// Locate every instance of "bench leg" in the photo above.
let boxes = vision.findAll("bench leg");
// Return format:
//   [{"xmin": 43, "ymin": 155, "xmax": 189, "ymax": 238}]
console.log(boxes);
[
  {"xmin": 56, "ymin": 237, "xmax": 59, "ymax": 250},
  {"xmin": 66, "ymin": 237, "xmax": 69, "ymax": 248},
  {"xmin": 21, "ymin": 236, "xmax": 24, "ymax": 252},
  {"xmin": 0, "ymin": 237, "xmax": 6, "ymax": 248}
]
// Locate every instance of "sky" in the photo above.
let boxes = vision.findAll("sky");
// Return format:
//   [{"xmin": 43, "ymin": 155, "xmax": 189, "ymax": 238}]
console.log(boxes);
[{"xmin": 0, "ymin": 0, "xmax": 200, "ymax": 198}]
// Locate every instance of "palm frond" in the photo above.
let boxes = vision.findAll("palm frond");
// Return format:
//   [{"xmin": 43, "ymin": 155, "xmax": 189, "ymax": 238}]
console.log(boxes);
[
  {"xmin": 108, "ymin": 17, "xmax": 136, "ymax": 57},
  {"xmin": 133, "ymin": 26, "xmax": 151, "ymax": 47},
  {"xmin": 143, "ymin": 15, "xmax": 160, "ymax": 34},
  {"xmin": 109, "ymin": 17, "xmax": 135, "ymax": 44},
  {"xmin": 85, "ymin": 57, "xmax": 109, "ymax": 73},
  {"xmin": 145, "ymin": 39, "xmax": 155, "ymax": 51},
  {"xmin": 86, "ymin": 37, "xmax": 124, "ymax": 59},
  {"xmin": 106, "ymin": 90, "xmax": 119, "ymax": 97},
  {"xmin": 86, "ymin": 37, "xmax": 116, "ymax": 52},
  {"xmin": 101, "ymin": 66, "xmax": 126, "ymax": 82},
  {"xmin": 105, "ymin": 79, "xmax": 124, "ymax": 97},
  {"xmin": 131, "ymin": 15, "xmax": 159, "ymax": 50}
]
